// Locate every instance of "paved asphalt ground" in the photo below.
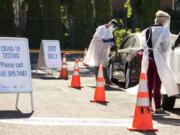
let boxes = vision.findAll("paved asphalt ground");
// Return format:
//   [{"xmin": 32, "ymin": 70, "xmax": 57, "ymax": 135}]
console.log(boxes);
[{"xmin": 0, "ymin": 53, "xmax": 179, "ymax": 135}]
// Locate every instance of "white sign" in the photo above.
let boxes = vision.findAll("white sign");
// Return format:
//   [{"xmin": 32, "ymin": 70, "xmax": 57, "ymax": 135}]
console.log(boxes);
[
  {"xmin": 37, "ymin": 40, "xmax": 61, "ymax": 69},
  {"xmin": 0, "ymin": 37, "xmax": 32, "ymax": 93}
]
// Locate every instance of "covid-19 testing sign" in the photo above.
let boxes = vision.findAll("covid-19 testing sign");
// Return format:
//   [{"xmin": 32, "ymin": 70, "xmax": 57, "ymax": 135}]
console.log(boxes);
[{"xmin": 0, "ymin": 37, "xmax": 32, "ymax": 93}]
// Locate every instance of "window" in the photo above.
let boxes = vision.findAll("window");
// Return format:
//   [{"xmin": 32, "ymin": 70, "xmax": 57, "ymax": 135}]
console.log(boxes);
[
  {"xmin": 174, "ymin": 34, "xmax": 180, "ymax": 48},
  {"xmin": 121, "ymin": 35, "xmax": 137, "ymax": 49}
]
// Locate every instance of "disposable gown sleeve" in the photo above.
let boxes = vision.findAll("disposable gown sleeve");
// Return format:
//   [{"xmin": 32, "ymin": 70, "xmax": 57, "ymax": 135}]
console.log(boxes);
[
  {"xmin": 93, "ymin": 26, "xmax": 105, "ymax": 39},
  {"xmin": 139, "ymin": 29, "xmax": 149, "ymax": 73},
  {"xmin": 140, "ymin": 29, "xmax": 148, "ymax": 49},
  {"xmin": 160, "ymin": 30, "xmax": 172, "ymax": 66}
]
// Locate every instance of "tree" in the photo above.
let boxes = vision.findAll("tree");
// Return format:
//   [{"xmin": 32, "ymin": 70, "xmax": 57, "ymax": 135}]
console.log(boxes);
[
  {"xmin": 84, "ymin": 0, "xmax": 95, "ymax": 48},
  {"xmin": 0, "ymin": 0, "xmax": 16, "ymax": 36},
  {"xmin": 25, "ymin": 0, "xmax": 42, "ymax": 48},
  {"xmin": 95, "ymin": 0, "xmax": 112, "ymax": 27},
  {"xmin": 41, "ymin": 0, "xmax": 63, "ymax": 46},
  {"xmin": 124, "ymin": 0, "xmax": 132, "ymax": 18},
  {"xmin": 124, "ymin": 0, "xmax": 133, "ymax": 31},
  {"xmin": 134, "ymin": 0, "xmax": 160, "ymax": 29},
  {"xmin": 168, "ymin": 0, "xmax": 180, "ymax": 34},
  {"xmin": 72, "ymin": 0, "xmax": 94, "ymax": 49},
  {"xmin": 60, "ymin": 0, "xmax": 74, "ymax": 48}
]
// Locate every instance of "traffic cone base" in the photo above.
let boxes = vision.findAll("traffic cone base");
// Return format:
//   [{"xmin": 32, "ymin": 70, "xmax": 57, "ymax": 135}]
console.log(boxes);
[
  {"xmin": 128, "ymin": 72, "xmax": 158, "ymax": 132},
  {"xmin": 70, "ymin": 59, "xmax": 82, "ymax": 89},
  {"xmin": 90, "ymin": 100, "xmax": 109, "ymax": 103},
  {"xmin": 90, "ymin": 87, "xmax": 109, "ymax": 103},
  {"xmin": 128, "ymin": 106, "xmax": 158, "ymax": 132},
  {"xmin": 69, "ymin": 76, "xmax": 82, "ymax": 89},
  {"xmin": 69, "ymin": 86, "xmax": 82, "ymax": 89},
  {"xmin": 59, "ymin": 67, "xmax": 68, "ymax": 80},
  {"xmin": 90, "ymin": 64, "xmax": 109, "ymax": 104},
  {"xmin": 58, "ymin": 54, "xmax": 68, "ymax": 80},
  {"xmin": 128, "ymin": 127, "xmax": 158, "ymax": 132}
]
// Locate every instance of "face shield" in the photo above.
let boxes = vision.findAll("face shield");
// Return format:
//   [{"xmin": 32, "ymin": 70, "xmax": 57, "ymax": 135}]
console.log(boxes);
[
  {"xmin": 163, "ymin": 17, "xmax": 170, "ymax": 31},
  {"xmin": 154, "ymin": 10, "xmax": 171, "ymax": 31},
  {"xmin": 108, "ymin": 25, "xmax": 116, "ymax": 32},
  {"xmin": 155, "ymin": 16, "xmax": 171, "ymax": 31}
]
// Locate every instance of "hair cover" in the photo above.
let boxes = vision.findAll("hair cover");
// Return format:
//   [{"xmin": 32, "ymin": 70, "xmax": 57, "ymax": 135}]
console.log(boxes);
[
  {"xmin": 110, "ymin": 19, "xmax": 122, "ymax": 29},
  {"xmin": 154, "ymin": 10, "xmax": 170, "ymax": 30}
]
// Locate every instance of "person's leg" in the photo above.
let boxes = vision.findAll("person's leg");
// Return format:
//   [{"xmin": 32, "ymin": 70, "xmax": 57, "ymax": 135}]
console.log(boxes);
[
  {"xmin": 94, "ymin": 66, "xmax": 99, "ymax": 79},
  {"xmin": 147, "ymin": 60, "xmax": 154, "ymax": 107},
  {"xmin": 103, "ymin": 67, "xmax": 111, "ymax": 84},
  {"xmin": 153, "ymin": 64, "xmax": 162, "ymax": 110}
]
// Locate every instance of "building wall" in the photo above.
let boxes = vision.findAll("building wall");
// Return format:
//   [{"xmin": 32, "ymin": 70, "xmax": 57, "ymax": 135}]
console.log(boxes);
[
  {"xmin": 111, "ymin": 0, "xmax": 177, "ymax": 11},
  {"xmin": 160, "ymin": 0, "xmax": 173, "ymax": 10},
  {"xmin": 111, "ymin": 0, "xmax": 126, "ymax": 12}
]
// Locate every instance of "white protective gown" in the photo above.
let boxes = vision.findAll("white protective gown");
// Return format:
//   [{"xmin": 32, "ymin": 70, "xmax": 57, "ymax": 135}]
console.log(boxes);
[
  {"xmin": 140, "ymin": 26, "xmax": 179, "ymax": 96},
  {"xmin": 83, "ymin": 25, "xmax": 114, "ymax": 67}
]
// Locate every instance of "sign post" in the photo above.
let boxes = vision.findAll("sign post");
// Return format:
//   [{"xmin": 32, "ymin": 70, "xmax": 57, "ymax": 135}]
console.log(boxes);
[
  {"xmin": 0, "ymin": 37, "xmax": 34, "ymax": 112},
  {"xmin": 37, "ymin": 40, "xmax": 61, "ymax": 77}
]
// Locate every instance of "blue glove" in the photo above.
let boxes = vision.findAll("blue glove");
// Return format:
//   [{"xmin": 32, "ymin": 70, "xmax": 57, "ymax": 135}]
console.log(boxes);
[{"xmin": 102, "ymin": 38, "xmax": 114, "ymax": 43}]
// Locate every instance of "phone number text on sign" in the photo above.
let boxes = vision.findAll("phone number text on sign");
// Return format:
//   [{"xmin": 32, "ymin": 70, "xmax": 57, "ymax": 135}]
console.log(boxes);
[{"xmin": 0, "ymin": 70, "xmax": 27, "ymax": 77}]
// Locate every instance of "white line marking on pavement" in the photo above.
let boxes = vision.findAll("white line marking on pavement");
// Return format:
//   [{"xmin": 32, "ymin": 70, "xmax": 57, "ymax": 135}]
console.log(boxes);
[
  {"xmin": 0, "ymin": 117, "xmax": 175, "ymax": 127},
  {"xmin": 126, "ymin": 85, "xmax": 138, "ymax": 95}
]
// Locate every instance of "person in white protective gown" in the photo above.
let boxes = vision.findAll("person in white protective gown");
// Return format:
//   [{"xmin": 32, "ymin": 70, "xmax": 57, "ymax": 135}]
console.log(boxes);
[
  {"xmin": 140, "ymin": 10, "xmax": 179, "ymax": 113},
  {"xmin": 83, "ymin": 20, "xmax": 120, "ymax": 85}
]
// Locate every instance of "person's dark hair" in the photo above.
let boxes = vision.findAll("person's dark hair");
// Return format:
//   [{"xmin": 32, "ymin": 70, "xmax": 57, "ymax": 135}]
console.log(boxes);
[{"xmin": 111, "ymin": 19, "xmax": 122, "ymax": 29}]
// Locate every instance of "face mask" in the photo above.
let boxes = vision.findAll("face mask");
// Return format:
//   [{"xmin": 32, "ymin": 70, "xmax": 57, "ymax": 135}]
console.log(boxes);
[
  {"xmin": 155, "ymin": 16, "xmax": 170, "ymax": 31},
  {"xmin": 163, "ymin": 18, "xmax": 170, "ymax": 31},
  {"xmin": 109, "ymin": 26, "xmax": 115, "ymax": 32}
]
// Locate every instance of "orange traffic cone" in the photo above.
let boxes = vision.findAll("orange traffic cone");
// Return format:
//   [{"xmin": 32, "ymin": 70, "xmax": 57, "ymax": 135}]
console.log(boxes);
[
  {"xmin": 70, "ymin": 59, "xmax": 82, "ymax": 89},
  {"xmin": 128, "ymin": 73, "xmax": 158, "ymax": 132},
  {"xmin": 90, "ymin": 64, "xmax": 109, "ymax": 104},
  {"xmin": 59, "ymin": 54, "xmax": 68, "ymax": 80}
]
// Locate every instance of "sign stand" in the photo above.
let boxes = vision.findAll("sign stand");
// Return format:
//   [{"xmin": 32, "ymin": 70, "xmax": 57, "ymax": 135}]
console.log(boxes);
[
  {"xmin": 15, "ymin": 93, "xmax": 34, "ymax": 112},
  {"xmin": 37, "ymin": 40, "xmax": 61, "ymax": 78},
  {"xmin": 15, "ymin": 93, "xmax": 19, "ymax": 109},
  {"xmin": 0, "ymin": 37, "xmax": 34, "ymax": 112},
  {"xmin": 45, "ymin": 66, "xmax": 48, "ymax": 77}
]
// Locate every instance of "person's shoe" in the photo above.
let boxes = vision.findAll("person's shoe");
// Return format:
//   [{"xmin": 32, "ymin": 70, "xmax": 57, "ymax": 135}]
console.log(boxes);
[
  {"xmin": 150, "ymin": 106, "xmax": 154, "ymax": 112},
  {"xmin": 153, "ymin": 108, "xmax": 169, "ymax": 116},
  {"xmin": 105, "ymin": 82, "xmax": 112, "ymax": 88},
  {"xmin": 83, "ymin": 63, "xmax": 89, "ymax": 67},
  {"xmin": 105, "ymin": 81, "xmax": 112, "ymax": 85}
]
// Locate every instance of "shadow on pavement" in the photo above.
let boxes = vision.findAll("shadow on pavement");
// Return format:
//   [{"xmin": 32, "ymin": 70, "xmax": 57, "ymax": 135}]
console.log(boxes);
[
  {"xmin": 38, "ymin": 77, "xmax": 59, "ymax": 80},
  {"xmin": 88, "ymin": 85, "xmax": 125, "ymax": 92},
  {"xmin": 105, "ymin": 85, "xmax": 125, "ymax": 92},
  {"xmin": 68, "ymin": 70, "xmax": 95, "ymax": 77},
  {"xmin": 90, "ymin": 101, "xmax": 108, "ymax": 106},
  {"xmin": 167, "ymin": 108, "xmax": 180, "ymax": 116},
  {"xmin": 0, "ymin": 110, "xmax": 33, "ymax": 119},
  {"xmin": 32, "ymin": 72, "xmax": 59, "ymax": 80},
  {"xmin": 137, "ymin": 131, "xmax": 157, "ymax": 135},
  {"xmin": 153, "ymin": 115, "xmax": 180, "ymax": 127},
  {"xmin": 96, "ymin": 102, "xmax": 108, "ymax": 106}
]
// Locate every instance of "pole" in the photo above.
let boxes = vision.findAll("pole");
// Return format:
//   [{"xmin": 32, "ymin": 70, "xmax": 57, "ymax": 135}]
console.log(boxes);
[
  {"xmin": 131, "ymin": 0, "xmax": 135, "ymax": 32},
  {"xmin": 30, "ymin": 92, "xmax": 34, "ymax": 112},
  {"xmin": 172, "ymin": 0, "xmax": 175, "ymax": 11},
  {"xmin": 15, "ymin": 93, "xmax": 19, "ymax": 109}
]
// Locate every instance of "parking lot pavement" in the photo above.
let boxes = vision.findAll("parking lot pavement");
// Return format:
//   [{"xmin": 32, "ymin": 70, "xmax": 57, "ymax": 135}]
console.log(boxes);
[{"xmin": 0, "ymin": 55, "xmax": 180, "ymax": 135}]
